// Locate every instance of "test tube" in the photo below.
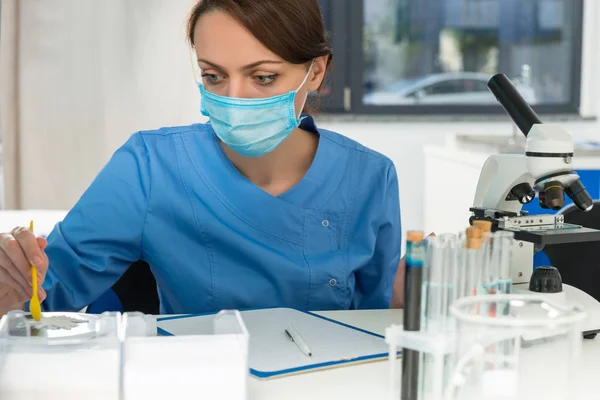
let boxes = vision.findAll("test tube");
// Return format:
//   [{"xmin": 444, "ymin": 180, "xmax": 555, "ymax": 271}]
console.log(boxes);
[
  {"xmin": 421, "ymin": 235, "xmax": 444, "ymax": 334},
  {"xmin": 473, "ymin": 221, "xmax": 494, "ymax": 316},
  {"xmin": 421, "ymin": 233, "xmax": 461, "ymax": 332},
  {"xmin": 402, "ymin": 231, "xmax": 425, "ymax": 400},
  {"xmin": 439, "ymin": 233, "xmax": 459, "ymax": 331},
  {"xmin": 473, "ymin": 220, "xmax": 495, "ymax": 295},
  {"xmin": 492, "ymin": 231, "xmax": 515, "ymax": 314},
  {"xmin": 455, "ymin": 231, "xmax": 467, "ymax": 302},
  {"xmin": 465, "ymin": 227, "xmax": 483, "ymax": 298},
  {"xmin": 418, "ymin": 233, "xmax": 458, "ymax": 399},
  {"xmin": 491, "ymin": 231, "xmax": 515, "ymax": 368},
  {"xmin": 418, "ymin": 235, "xmax": 437, "ymax": 399}
]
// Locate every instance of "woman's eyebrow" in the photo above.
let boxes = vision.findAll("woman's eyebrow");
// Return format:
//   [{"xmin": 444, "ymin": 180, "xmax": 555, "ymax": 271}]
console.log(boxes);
[
  {"xmin": 240, "ymin": 60, "xmax": 283, "ymax": 70},
  {"xmin": 197, "ymin": 58, "xmax": 283, "ymax": 72},
  {"xmin": 197, "ymin": 59, "xmax": 227, "ymax": 72}
]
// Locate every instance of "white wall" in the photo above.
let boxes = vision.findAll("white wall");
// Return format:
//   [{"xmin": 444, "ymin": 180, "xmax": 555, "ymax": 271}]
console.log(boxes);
[{"xmin": 0, "ymin": 0, "xmax": 199, "ymax": 210}]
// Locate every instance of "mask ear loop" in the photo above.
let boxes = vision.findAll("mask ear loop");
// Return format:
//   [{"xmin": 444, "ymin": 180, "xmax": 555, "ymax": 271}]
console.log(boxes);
[
  {"xmin": 188, "ymin": 45, "xmax": 203, "ymax": 87},
  {"xmin": 189, "ymin": 45, "xmax": 212, "ymax": 119},
  {"xmin": 296, "ymin": 60, "xmax": 315, "ymax": 118}
]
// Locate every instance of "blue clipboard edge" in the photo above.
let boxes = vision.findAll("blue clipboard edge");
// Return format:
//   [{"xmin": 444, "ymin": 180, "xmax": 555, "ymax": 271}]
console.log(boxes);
[{"xmin": 156, "ymin": 307, "xmax": 402, "ymax": 379}]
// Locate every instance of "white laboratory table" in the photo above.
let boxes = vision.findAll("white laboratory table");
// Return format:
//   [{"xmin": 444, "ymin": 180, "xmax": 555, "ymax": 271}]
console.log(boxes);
[{"xmin": 251, "ymin": 309, "xmax": 600, "ymax": 400}]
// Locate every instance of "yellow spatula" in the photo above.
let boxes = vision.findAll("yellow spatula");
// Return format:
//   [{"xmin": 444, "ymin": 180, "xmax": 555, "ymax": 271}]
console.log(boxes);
[{"xmin": 29, "ymin": 220, "xmax": 41, "ymax": 321}]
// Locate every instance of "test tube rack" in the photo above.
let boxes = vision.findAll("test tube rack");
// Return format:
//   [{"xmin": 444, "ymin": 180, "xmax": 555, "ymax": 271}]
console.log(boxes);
[{"xmin": 386, "ymin": 324, "xmax": 457, "ymax": 400}]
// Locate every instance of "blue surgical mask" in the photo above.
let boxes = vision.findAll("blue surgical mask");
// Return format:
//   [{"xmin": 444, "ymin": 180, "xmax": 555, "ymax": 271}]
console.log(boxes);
[{"xmin": 199, "ymin": 63, "xmax": 313, "ymax": 158}]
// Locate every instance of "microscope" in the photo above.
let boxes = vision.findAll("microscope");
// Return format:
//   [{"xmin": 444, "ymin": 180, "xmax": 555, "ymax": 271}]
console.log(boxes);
[{"xmin": 470, "ymin": 74, "xmax": 600, "ymax": 337}]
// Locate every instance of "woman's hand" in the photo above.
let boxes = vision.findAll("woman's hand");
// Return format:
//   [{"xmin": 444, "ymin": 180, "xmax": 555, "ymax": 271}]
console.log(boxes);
[
  {"xmin": 0, "ymin": 226, "xmax": 49, "ymax": 316},
  {"xmin": 390, "ymin": 232, "xmax": 435, "ymax": 309}
]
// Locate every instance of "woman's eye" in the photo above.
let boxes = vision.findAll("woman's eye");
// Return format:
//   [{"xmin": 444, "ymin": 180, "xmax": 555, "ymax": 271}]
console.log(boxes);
[
  {"xmin": 201, "ymin": 73, "xmax": 223, "ymax": 84},
  {"xmin": 254, "ymin": 74, "xmax": 278, "ymax": 85}
]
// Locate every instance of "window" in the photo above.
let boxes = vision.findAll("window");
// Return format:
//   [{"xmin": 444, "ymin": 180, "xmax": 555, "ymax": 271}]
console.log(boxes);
[
  {"xmin": 312, "ymin": 0, "xmax": 348, "ymax": 113},
  {"xmin": 318, "ymin": 0, "xmax": 584, "ymax": 115}
]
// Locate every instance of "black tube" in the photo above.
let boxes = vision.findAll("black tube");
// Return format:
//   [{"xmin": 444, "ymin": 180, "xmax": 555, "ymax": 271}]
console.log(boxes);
[
  {"xmin": 401, "ymin": 237, "xmax": 424, "ymax": 400},
  {"xmin": 487, "ymin": 73, "xmax": 542, "ymax": 137},
  {"xmin": 401, "ymin": 267, "xmax": 422, "ymax": 400}
]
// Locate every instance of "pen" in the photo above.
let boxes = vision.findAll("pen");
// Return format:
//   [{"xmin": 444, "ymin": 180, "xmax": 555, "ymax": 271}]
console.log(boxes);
[{"xmin": 285, "ymin": 325, "xmax": 312, "ymax": 357}]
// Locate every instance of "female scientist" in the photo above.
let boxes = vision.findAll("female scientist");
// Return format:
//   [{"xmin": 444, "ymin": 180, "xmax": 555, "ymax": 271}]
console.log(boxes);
[{"xmin": 0, "ymin": 0, "xmax": 406, "ymax": 315}]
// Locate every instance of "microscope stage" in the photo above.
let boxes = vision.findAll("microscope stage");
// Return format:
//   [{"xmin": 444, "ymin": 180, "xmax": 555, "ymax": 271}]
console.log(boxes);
[{"xmin": 507, "ymin": 225, "xmax": 600, "ymax": 245}]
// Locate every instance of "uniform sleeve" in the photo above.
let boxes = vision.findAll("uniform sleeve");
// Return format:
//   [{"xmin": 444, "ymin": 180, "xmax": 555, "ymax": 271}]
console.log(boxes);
[
  {"xmin": 41, "ymin": 133, "xmax": 151, "ymax": 312},
  {"xmin": 352, "ymin": 162, "xmax": 402, "ymax": 309}
]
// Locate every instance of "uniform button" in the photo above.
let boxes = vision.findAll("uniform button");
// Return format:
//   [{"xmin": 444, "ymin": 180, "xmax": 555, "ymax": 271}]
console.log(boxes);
[
  {"xmin": 329, "ymin": 279, "xmax": 337, "ymax": 287},
  {"xmin": 322, "ymin": 220, "xmax": 329, "ymax": 227}
]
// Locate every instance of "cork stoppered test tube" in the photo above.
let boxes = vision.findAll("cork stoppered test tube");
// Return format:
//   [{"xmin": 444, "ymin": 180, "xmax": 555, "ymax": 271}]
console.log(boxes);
[{"xmin": 465, "ymin": 227, "xmax": 482, "ymax": 297}]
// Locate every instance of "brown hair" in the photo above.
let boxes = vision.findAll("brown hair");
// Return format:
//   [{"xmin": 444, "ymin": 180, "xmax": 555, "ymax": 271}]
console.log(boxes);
[{"xmin": 187, "ymin": 0, "xmax": 333, "ymax": 113}]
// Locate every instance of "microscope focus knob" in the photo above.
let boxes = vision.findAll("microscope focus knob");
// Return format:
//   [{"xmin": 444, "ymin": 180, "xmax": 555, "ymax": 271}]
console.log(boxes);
[{"xmin": 529, "ymin": 266, "xmax": 563, "ymax": 293}]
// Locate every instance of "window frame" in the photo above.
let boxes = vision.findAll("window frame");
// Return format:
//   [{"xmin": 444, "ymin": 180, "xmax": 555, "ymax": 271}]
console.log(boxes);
[
  {"xmin": 314, "ymin": 0, "xmax": 350, "ymax": 113},
  {"xmin": 321, "ymin": 0, "xmax": 584, "ymax": 116}
]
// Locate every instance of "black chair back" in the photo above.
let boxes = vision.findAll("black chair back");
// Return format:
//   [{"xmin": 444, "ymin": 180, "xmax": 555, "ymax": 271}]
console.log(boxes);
[{"xmin": 112, "ymin": 260, "xmax": 160, "ymax": 314}]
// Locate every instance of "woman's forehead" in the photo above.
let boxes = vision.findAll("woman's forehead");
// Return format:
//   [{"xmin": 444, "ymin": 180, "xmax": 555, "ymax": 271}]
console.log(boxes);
[{"xmin": 193, "ymin": 11, "xmax": 284, "ymax": 67}]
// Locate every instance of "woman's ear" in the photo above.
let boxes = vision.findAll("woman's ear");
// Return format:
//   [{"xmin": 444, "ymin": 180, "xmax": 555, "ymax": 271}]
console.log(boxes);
[{"xmin": 307, "ymin": 55, "xmax": 329, "ymax": 92}]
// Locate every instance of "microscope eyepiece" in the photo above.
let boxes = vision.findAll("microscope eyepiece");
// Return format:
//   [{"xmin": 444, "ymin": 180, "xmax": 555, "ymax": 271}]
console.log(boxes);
[
  {"xmin": 566, "ymin": 180, "xmax": 594, "ymax": 212},
  {"xmin": 487, "ymin": 74, "xmax": 541, "ymax": 137}
]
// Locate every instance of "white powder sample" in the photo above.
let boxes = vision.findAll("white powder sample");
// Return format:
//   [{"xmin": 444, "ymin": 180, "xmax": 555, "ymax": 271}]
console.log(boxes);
[{"xmin": 29, "ymin": 315, "xmax": 87, "ymax": 330}]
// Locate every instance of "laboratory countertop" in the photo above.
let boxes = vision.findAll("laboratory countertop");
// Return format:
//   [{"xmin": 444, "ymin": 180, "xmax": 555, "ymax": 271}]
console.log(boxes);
[
  {"xmin": 249, "ymin": 309, "xmax": 600, "ymax": 400},
  {"xmin": 452, "ymin": 134, "xmax": 600, "ymax": 159}
]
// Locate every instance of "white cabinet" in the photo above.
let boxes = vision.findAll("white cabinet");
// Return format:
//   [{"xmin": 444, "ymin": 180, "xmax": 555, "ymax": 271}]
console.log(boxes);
[{"xmin": 423, "ymin": 145, "xmax": 489, "ymax": 235}]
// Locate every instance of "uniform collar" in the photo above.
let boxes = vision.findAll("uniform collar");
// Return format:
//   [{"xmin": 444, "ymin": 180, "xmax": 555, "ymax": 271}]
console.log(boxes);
[{"xmin": 181, "ymin": 114, "xmax": 348, "ymax": 242}]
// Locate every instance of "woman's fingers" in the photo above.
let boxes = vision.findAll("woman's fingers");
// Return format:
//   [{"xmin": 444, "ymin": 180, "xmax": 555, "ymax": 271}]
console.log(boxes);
[{"xmin": 0, "ymin": 245, "xmax": 31, "ymax": 297}]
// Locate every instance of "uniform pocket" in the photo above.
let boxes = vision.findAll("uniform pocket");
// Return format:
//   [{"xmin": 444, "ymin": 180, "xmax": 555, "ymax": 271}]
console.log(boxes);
[{"xmin": 303, "ymin": 210, "xmax": 348, "ymax": 309}]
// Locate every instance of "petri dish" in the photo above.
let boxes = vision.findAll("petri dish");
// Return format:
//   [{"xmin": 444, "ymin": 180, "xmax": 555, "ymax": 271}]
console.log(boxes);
[{"xmin": 6, "ymin": 312, "xmax": 102, "ymax": 340}]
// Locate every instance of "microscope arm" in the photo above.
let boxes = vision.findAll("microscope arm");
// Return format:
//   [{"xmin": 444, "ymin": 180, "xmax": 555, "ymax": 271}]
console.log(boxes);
[{"xmin": 472, "ymin": 154, "xmax": 535, "ymax": 215}]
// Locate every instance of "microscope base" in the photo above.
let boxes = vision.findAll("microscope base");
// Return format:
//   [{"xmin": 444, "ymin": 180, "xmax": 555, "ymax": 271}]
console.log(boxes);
[{"xmin": 512, "ymin": 283, "xmax": 600, "ymax": 338}]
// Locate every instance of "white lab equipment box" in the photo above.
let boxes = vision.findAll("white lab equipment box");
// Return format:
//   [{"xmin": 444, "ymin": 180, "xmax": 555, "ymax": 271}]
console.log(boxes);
[{"xmin": 0, "ymin": 310, "xmax": 249, "ymax": 400}]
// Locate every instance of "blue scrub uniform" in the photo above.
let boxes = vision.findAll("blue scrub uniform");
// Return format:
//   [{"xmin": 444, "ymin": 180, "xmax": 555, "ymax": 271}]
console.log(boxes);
[{"xmin": 41, "ymin": 116, "xmax": 402, "ymax": 314}]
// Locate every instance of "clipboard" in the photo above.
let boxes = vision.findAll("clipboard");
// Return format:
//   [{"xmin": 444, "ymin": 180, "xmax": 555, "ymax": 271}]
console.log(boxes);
[{"xmin": 157, "ymin": 307, "xmax": 399, "ymax": 379}]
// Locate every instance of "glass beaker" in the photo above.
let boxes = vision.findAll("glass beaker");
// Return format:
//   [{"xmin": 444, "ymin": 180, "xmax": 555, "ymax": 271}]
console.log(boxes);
[{"xmin": 446, "ymin": 294, "xmax": 586, "ymax": 400}]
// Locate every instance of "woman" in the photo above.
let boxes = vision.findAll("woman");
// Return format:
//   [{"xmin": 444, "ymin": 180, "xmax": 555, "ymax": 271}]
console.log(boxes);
[{"xmin": 0, "ymin": 0, "xmax": 405, "ymax": 315}]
